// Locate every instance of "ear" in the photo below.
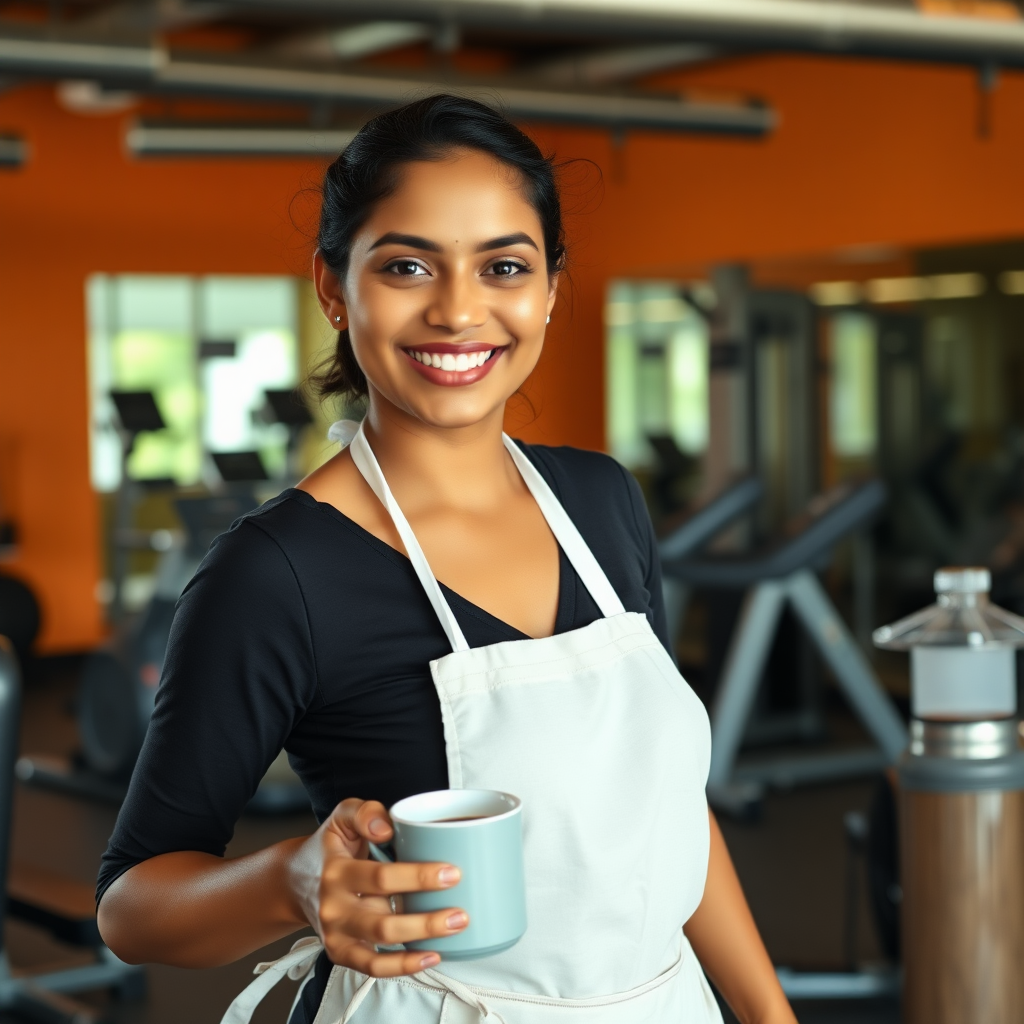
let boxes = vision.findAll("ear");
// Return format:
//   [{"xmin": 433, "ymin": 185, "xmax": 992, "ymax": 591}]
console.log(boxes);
[
  {"xmin": 313, "ymin": 250, "xmax": 349, "ymax": 331},
  {"xmin": 545, "ymin": 272, "xmax": 561, "ymax": 319}
]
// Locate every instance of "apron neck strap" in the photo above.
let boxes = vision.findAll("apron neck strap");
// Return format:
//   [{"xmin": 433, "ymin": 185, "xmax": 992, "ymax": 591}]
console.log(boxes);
[
  {"xmin": 348, "ymin": 423, "xmax": 471, "ymax": 653},
  {"xmin": 501, "ymin": 435, "xmax": 625, "ymax": 619},
  {"xmin": 343, "ymin": 421, "xmax": 625, "ymax": 654}
]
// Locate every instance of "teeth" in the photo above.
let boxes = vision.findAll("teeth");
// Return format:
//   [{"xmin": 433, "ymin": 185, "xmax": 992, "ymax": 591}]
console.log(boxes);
[{"xmin": 409, "ymin": 349, "xmax": 497, "ymax": 370}]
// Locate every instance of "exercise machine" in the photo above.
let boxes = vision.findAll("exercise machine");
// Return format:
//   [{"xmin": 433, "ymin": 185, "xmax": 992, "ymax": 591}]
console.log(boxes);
[
  {"xmin": 657, "ymin": 475, "xmax": 763, "ymax": 648},
  {"xmin": 20, "ymin": 394, "xmax": 309, "ymax": 813},
  {"xmin": 662, "ymin": 478, "xmax": 908, "ymax": 816},
  {"xmin": 0, "ymin": 637, "xmax": 144, "ymax": 1024}
]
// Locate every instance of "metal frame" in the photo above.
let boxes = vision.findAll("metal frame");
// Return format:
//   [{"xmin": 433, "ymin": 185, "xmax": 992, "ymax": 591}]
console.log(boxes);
[
  {"xmin": 706, "ymin": 570, "xmax": 908, "ymax": 814},
  {"xmin": 0, "ymin": 638, "xmax": 145, "ymax": 1024}
]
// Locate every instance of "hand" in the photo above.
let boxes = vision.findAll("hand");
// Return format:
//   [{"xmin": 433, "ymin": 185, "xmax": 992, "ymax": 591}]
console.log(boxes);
[{"xmin": 289, "ymin": 797, "xmax": 468, "ymax": 977}]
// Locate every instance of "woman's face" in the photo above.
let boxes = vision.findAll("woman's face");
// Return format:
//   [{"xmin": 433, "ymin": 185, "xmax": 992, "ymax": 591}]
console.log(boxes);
[{"xmin": 315, "ymin": 149, "xmax": 559, "ymax": 430}]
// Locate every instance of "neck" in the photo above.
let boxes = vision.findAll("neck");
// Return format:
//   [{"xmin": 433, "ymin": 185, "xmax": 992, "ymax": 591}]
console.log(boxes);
[{"xmin": 361, "ymin": 393, "xmax": 519, "ymax": 513}]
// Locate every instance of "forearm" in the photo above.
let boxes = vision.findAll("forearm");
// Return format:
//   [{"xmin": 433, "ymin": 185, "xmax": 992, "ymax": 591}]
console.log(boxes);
[
  {"xmin": 97, "ymin": 838, "xmax": 309, "ymax": 969},
  {"xmin": 684, "ymin": 811, "xmax": 796, "ymax": 1024}
]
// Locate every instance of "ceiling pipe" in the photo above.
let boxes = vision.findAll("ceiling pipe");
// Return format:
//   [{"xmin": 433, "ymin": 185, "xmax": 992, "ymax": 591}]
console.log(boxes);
[
  {"xmin": 155, "ymin": 59, "xmax": 773, "ymax": 133},
  {"xmin": 126, "ymin": 122, "xmax": 358, "ymax": 156},
  {"xmin": 223, "ymin": 0, "xmax": 1024, "ymax": 67},
  {"xmin": 0, "ymin": 31, "xmax": 164, "ymax": 79},
  {"xmin": 531, "ymin": 43, "xmax": 723, "ymax": 86},
  {"xmin": 0, "ymin": 30, "xmax": 773, "ymax": 134},
  {"xmin": 0, "ymin": 135, "xmax": 27, "ymax": 168}
]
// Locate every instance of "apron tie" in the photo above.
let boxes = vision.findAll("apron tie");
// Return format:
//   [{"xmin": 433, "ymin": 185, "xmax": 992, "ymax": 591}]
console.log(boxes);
[
  {"xmin": 220, "ymin": 936, "xmax": 322, "ymax": 1024},
  {"xmin": 334, "ymin": 967, "xmax": 508, "ymax": 1024},
  {"xmin": 220, "ymin": 937, "xmax": 507, "ymax": 1024}
]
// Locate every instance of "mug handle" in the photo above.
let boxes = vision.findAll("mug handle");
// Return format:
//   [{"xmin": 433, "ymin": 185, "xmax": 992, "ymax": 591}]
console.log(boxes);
[{"xmin": 368, "ymin": 842, "xmax": 395, "ymax": 864}]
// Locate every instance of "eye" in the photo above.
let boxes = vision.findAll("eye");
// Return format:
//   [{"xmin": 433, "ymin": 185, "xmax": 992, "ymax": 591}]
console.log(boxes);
[
  {"xmin": 385, "ymin": 260, "xmax": 429, "ymax": 277},
  {"xmin": 486, "ymin": 259, "xmax": 529, "ymax": 278}
]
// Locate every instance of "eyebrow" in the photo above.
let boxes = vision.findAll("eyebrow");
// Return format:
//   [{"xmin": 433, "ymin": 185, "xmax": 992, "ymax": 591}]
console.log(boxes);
[{"xmin": 368, "ymin": 231, "xmax": 540, "ymax": 254}]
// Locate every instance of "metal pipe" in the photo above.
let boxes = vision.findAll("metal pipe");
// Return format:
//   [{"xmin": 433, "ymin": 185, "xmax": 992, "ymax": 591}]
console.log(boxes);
[
  {"xmin": 225, "ymin": 0, "xmax": 1024, "ymax": 67},
  {"xmin": 0, "ymin": 639, "xmax": 22, "ymax": 940},
  {"xmin": 126, "ymin": 122, "xmax": 358, "ymax": 156},
  {"xmin": 0, "ymin": 30, "xmax": 773, "ymax": 134},
  {"xmin": 155, "ymin": 60, "xmax": 773, "ymax": 132},
  {"xmin": 0, "ymin": 31, "xmax": 163, "ymax": 79}
]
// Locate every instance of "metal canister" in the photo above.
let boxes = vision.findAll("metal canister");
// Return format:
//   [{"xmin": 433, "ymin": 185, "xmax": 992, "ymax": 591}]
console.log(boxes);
[{"xmin": 874, "ymin": 568, "xmax": 1024, "ymax": 1024}]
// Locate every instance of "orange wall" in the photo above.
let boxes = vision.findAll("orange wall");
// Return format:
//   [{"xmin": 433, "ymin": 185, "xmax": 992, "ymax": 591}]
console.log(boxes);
[{"xmin": 2, "ymin": 54, "xmax": 1024, "ymax": 651}]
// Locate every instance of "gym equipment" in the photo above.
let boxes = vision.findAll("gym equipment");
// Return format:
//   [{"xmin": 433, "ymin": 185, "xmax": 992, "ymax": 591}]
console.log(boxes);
[
  {"xmin": 662, "ymin": 478, "xmax": 908, "ymax": 815},
  {"xmin": 261, "ymin": 388, "xmax": 314, "ymax": 480},
  {"xmin": 19, "ymin": 491, "xmax": 308, "ymax": 813},
  {"xmin": 0, "ymin": 637, "xmax": 144, "ymax": 1024},
  {"xmin": 875, "ymin": 567, "xmax": 1024, "ymax": 1024},
  {"xmin": 0, "ymin": 574, "xmax": 40, "ymax": 669},
  {"xmin": 108, "ymin": 390, "xmax": 168, "ymax": 623},
  {"xmin": 657, "ymin": 474, "xmax": 763, "ymax": 646}
]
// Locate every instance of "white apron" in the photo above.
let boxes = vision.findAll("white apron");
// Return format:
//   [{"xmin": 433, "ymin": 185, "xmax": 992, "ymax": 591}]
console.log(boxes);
[{"xmin": 222, "ymin": 423, "xmax": 722, "ymax": 1024}]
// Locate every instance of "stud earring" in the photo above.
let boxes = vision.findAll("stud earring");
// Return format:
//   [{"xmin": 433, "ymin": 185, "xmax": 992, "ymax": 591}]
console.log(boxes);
[
  {"xmin": 335, "ymin": 315, "xmax": 341, "ymax": 322},
  {"xmin": 546, "ymin": 315, "xmax": 551, "ymax": 324}
]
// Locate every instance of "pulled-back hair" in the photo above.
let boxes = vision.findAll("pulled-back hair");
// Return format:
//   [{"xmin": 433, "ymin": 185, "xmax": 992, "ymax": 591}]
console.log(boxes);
[{"xmin": 312, "ymin": 94, "xmax": 566, "ymax": 402}]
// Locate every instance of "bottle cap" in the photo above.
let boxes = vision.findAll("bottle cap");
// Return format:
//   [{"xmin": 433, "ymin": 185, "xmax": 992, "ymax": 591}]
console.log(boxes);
[{"xmin": 934, "ymin": 567, "xmax": 991, "ymax": 595}]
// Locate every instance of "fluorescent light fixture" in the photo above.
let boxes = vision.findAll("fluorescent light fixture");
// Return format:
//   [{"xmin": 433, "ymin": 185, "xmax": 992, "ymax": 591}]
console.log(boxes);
[
  {"xmin": 927, "ymin": 273, "xmax": 985, "ymax": 299},
  {"xmin": 998, "ymin": 270, "xmax": 1024, "ymax": 295},
  {"xmin": 126, "ymin": 123, "xmax": 357, "ymax": 157},
  {"xmin": 866, "ymin": 277, "xmax": 930, "ymax": 303},
  {"xmin": 0, "ymin": 135, "xmax": 27, "ymax": 167},
  {"xmin": 330, "ymin": 22, "xmax": 431, "ymax": 60},
  {"xmin": 810, "ymin": 281, "xmax": 863, "ymax": 306},
  {"xmin": 864, "ymin": 274, "xmax": 985, "ymax": 304}
]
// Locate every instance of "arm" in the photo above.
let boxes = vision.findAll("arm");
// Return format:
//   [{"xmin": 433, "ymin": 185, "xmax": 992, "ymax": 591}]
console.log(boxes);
[
  {"xmin": 98, "ymin": 799, "xmax": 468, "ymax": 975},
  {"xmin": 684, "ymin": 810, "xmax": 797, "ymax": 1024}
]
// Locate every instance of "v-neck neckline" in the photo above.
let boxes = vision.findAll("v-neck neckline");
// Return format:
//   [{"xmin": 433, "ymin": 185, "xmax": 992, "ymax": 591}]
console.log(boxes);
[{"xmin": 286, "ymin": 488, "xmax": 574, "ymax": 644}]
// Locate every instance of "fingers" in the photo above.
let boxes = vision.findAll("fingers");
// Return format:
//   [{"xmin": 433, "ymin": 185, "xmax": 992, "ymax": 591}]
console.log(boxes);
[
  {"xmin": 342, "ymin": 945, "xmax": 444, "ymax": 977},
  {"xmin": 336, "ymin": 858, "xmax": 460, "ymax": 895},
  {"xmin": 334, "ymin": 798, "xmax": 393, "ymax": 844},
  {"xmin": 345, "ymin": 905, "xmax": 469, "ymax": 948}
]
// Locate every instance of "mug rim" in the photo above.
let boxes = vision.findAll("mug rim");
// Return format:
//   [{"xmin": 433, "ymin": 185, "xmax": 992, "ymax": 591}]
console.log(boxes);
[{"xmin": 390, "ymin": 788, "xmax": 521, "ymax": 828}]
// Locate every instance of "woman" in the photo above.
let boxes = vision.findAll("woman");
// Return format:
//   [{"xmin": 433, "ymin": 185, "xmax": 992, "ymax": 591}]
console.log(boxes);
[{"xmin": 96, "ymin": 95, "xmax": 797, "ymax": 1024}]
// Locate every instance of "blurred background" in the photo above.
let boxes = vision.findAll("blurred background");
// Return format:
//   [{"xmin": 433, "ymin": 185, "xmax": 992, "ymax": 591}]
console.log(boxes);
[{"xmin": 2, "ymin": 1, "xmax": 1024, "ymax": 1021}]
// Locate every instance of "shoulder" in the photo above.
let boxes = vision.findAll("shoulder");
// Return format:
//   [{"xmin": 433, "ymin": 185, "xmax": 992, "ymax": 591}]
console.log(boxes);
[
  {"xmin": 516, "ymin": 440, "xmax": 643, "ymax": 520},
  {"xmin": 511, "ymin": 441, "xmax": 647, "ymax": 541},
  {"xmin": 182, "ymin": 490, "xmax": 325, "ymax": 602}
]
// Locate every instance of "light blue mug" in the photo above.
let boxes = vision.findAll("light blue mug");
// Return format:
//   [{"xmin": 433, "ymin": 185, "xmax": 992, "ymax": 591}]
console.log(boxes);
[{"xmin": 370, "ymin": 789, "xmax": 526, "ymax": 961}]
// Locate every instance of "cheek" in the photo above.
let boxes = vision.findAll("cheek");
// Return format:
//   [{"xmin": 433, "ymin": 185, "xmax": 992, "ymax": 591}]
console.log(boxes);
[{"xmin": 502, "ymin": 283, "xmax": 550, "ymax": 330}]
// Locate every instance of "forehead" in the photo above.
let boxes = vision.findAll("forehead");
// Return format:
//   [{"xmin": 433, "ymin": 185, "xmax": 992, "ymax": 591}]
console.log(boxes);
[{"xmin": 359, "ymin": 150, "xmax": 542, "ymax": 242}]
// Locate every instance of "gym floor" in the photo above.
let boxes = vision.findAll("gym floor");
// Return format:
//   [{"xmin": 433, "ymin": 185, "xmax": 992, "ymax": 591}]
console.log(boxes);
[{"xmin": 6, "ymin": 662, "xmax": 900, "ymax": 1024}]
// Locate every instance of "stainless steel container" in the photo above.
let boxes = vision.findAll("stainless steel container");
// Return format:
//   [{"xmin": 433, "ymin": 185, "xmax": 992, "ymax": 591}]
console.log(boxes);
[{"xmin": 875, "ymin": 568, "xmax": 1024, "ymax": 1024}]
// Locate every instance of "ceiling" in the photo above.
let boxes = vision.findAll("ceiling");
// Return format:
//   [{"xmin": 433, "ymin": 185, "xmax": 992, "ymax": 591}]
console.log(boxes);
[{"xmin": 0, "ymin": 0, "xmax": 1022, "ymax": 146}]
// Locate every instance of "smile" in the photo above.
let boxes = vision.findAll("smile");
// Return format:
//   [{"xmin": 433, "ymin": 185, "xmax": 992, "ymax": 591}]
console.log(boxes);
[{"xmin": 403, "ymin": 345, "xmax": 506, "ymax": 387}]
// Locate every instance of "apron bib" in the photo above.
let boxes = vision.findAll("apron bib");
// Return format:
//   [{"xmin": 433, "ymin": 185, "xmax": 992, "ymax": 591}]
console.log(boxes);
[{"xmin": 222, "ymin": 423, "xmax": 722, "ymax": 1024}]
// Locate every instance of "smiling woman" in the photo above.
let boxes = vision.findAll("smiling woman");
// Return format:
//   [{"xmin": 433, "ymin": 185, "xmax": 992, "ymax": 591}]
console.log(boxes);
[{"xmin": 94, "ymin": 95, "xmax": 796, "ymax": 1024}]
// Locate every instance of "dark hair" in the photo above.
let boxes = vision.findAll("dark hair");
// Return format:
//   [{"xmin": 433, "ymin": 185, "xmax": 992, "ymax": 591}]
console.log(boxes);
[{"xmin": 312, "ymin": 94, "xmax": 566, "ymax": 402}]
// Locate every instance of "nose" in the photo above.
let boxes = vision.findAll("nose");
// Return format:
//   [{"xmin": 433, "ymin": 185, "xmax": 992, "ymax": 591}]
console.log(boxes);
[{"xmin": 424, "ymin": 271, "xmax": 488, "ymax": 334}]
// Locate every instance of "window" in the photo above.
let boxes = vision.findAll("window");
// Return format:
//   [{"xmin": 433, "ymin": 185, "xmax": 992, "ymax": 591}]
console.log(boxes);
[
  {"xmin": 87, "ymin": 275, "xmax": 299, "ymax": 491},
  {"xmin": 829, "ymin": 311, "xmax": 878, "ymax": 459},
  {"xmin": 605, "ymin": 281, "xmax": 709, "ymax": 468}
]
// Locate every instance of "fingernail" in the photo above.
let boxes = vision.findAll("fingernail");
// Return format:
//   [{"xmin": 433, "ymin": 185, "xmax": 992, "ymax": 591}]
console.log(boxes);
[
  {"xmin": 368, "ymin": 818, "xmax": 389, "ymax": 837},
  {"xmin": 445, "ymin": 912, "xmax": 468, "ymax": 930},
  {"xmin": 438, "ymin": 866, "xmax": 460, "ymax": 885},
  {"xmin": 420, "ymin": 954, "xmax": 440, "ymax": 969}
]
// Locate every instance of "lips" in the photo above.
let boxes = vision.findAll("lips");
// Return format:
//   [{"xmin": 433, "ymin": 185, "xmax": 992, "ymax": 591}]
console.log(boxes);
[{"xmin": 403, "ymin": 344, "xmax": 506, "ymax": 387}]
